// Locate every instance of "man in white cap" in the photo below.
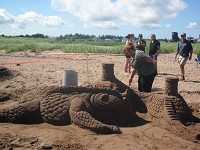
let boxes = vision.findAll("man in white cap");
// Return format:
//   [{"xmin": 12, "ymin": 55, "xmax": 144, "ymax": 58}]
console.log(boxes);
[{"xmin": 175, "ymin": 33, "xmax": 193, "ymax": 81}]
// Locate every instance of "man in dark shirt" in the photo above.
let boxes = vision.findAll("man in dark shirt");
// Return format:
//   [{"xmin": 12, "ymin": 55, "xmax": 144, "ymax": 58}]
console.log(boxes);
[
  {"xmin": 149, "ymin": 34, "xmax": 160, "ymax": 60},
  {"xmin": 175, "ymin": 33, "xmax": 193, "ymax": 81},
  {"xmin": 135, "ymin": 34, "xmax": 146, "ymax": 52}
]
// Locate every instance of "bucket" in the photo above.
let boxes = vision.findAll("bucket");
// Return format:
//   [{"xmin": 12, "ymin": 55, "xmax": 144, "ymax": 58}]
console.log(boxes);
[{"xmin": 63, "ymin": 70, "xmax": 78, "ymax": 86}]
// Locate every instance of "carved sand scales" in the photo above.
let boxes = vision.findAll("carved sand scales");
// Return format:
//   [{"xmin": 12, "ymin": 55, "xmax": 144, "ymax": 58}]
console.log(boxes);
[{"xmin": 0, "ymin": 63, "xmax": 199, "ymax": 142}]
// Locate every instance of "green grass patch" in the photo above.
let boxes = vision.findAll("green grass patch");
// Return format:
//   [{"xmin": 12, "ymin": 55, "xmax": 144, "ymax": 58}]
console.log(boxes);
[{"xmin": 0, "ymin": 37, "xmax": 199, "ymax": 54}]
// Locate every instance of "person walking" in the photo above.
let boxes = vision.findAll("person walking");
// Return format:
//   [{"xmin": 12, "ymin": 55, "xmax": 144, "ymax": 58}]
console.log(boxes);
[
  {"xmin": 175, "ymin": 33, "xmax": 193, "ymax": 81},
  {"xmin": 129, "ymin": 49, "xmax": 157, "ymax": 92},
  {"xmin": 124, "ymin": 33, "xmax": 135, "ymax": 74},
  {"xmin": 135, "ymin": 34, "xmax": 146, "ymax": 52},
  {"xmin": 149, "ymin": 34, "xmax": 160, "ymax": 60}
]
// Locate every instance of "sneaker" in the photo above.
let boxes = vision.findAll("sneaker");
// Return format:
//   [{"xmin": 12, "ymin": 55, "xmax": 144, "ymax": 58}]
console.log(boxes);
[{"xmin": 179, "ymin": 76, "xmax": 185, "ymax": 81}]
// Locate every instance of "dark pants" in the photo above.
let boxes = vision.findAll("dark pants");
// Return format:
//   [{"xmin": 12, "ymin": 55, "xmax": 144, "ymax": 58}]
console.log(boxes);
[{"xmin": 138, "ymin": 71, "xmax": 157, "ymax": 92}]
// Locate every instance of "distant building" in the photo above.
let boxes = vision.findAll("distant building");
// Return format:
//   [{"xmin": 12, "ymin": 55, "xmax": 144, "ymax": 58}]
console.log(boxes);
[
  {"xmin": 187, "ymin": 37, "xmax": 195, "ymax": 43},
  {"xmin": 105, "ymin": 38, "xmax": 114, "ymax": 42},
  {"xmin": 92, "ymin": 37, "xmax": 103, "ymax": 42},
  {"xmin": 197, "ymin": 38, "xmax": 200, "ymax": 43},
  {"xmin": 122, "ymin": 38, "xmax": 126, "ymax": 42},
  {"xmin": 48, "ymin": 36, "xmax": 56, "ymax": 40}
]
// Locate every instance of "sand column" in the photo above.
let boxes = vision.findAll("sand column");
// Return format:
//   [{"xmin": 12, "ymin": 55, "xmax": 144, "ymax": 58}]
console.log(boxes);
[
  {"xmin": 165, "ymin": 77, "xmax": 179, "ymax": 96},
  {"xmin": 101, "ymin": 63, "xmax": 115, "ymax": 81}
]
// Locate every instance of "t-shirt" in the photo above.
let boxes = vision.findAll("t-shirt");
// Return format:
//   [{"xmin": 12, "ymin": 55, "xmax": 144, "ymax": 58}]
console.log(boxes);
[
  {"xmin": 132, "ymin": 50, "xmax": 157, "ymax": 76},
  {"xmin": 177, "ymin": 40, "xmax": 193, "ymax": 57},
  {"xmin": 149, "ymin": 39, "xmax": 160, "ymax": 55},
  {"xmin": 135, "ymin": 39, "xmax": 146, "ymax": 52}
]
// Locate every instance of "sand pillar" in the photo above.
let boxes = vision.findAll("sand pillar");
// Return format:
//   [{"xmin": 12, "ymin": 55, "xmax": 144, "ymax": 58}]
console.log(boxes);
[
  {"xmin": 165, "ymin": 77, "xmax": 179, "ymax": 96},
  {"xmin": 101, "ymin": 63, "xmax": 115, "ymax": 81}
]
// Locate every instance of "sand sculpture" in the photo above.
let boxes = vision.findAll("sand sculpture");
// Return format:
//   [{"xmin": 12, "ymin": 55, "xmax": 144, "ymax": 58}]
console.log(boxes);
[{"xmin": 0, "ymin": 64, "xmax": 199, "ymax": 142}]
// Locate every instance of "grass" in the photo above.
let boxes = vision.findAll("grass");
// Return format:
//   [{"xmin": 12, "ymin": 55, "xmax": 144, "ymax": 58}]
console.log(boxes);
[
  {"xmin": 0, "ymin": 37, "xmax": 200, "ymax": 54},
  {"xmin": 145, "ymin": 40, "xmax": 200, "ymax": 54}
]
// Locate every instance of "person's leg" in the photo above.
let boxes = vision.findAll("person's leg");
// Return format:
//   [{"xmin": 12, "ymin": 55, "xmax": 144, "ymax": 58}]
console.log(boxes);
[
  {"xmin": 125, "ymin": 57, "xmax": 131, "ymax": 73},
  {"xmin": 124, "ymin": 58, "xmax": 128, "ymax": 73},
  {"xmin": 140, "ymin": 72, "xmax": 157, "ymax": 92},
  {"xmin": 180, "ymin": 64, "xmax": 185, "ymax": 79},
  {"xmin": 128, "ymin": 59, "xmax": 132, "ymax": 73},
  {"xmin": 147, "ymin": 72, "xmax": 156, "ymax": 92},
  {"xmin": 178, "ymin": 56, "xmax": 188, "ymax": 80},
  {"xmin": 138, "ymin": 76, "xmax": 142, "ymax": 92},
  {"xmin": 151, "ymin": 54, "xmax": 158, "ymax": 74}
]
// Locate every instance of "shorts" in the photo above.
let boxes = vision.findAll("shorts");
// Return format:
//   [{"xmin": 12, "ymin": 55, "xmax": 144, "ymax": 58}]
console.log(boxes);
[
  {"xmin": 125, "ymin": 54, "xmax": 131, "ymax": 58},
  {"xmin": 150, "ymin": 54, "xmax": 157, "ymax": 60},
  {"xmin": 178, "ymin": 55, "xmax": 188, "ymax": 65}
]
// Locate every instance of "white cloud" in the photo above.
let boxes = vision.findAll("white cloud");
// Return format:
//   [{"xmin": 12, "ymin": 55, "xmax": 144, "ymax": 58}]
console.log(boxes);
[
  {"xmin": 11, "ymin": 22, "xmax": 26, "ymax": 29},
  {"xmin": 84, "ymin": 21, "xmax": 119, "ymax": 29},
  {"xmin": 51, "ymin": 0, "xmax": 187, "ymax": 30},
  {"xmin": 186, "ymin": 22, "xmax": 199, "ymax": 29},
  {"xmin": 165, "ymin": 24, "xmax": 172, "ymax": 28},
  {"xmin": 0, "ymin": 9, "xmax": 14, "ymax": 24},
  {"xmin": 17, "ymin": 11, "xmax": 42, "ymax": 22},
  {"xmin": 40, "ymin": 16, "xmax": 67, "ymax": 27},
  {"xmin": 0, "ymin": 9, "xmax": 71, "ymax": 29}
]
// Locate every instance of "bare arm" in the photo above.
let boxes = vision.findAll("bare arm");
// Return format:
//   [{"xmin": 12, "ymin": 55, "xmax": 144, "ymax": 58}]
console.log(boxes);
[
  {"xmin": 175, "ymin": 51, "xmax": 179, "ymax": 60},
  {"xmin": 157, "ymin": 46, "xmax": 160, "ymax": 54},
  {"xmin": 175, "ymin": 44, "xmax": 179, "ymax": 59},
  {"xmin": 129, "ymin": 68, "xmax": 136, "ymax": 86},
  {"xmin": 189, "ymin": 52, "xmax": 192, "ymax": 60},
  {"xmin": 189, "ymin": 43, "xmax": 193, "ymax": 61}
]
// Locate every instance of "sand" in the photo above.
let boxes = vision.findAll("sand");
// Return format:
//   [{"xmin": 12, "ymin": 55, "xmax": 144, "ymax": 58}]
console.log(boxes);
[{"xmin": 0, "ymin": 50, "xmax": 200, "ymax": 150}]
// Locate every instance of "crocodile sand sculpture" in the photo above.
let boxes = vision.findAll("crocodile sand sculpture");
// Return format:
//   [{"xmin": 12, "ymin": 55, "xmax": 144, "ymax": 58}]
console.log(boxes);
[
  {"xmin": 0, "ymin": 86, "xmax": 135, "ymax": 134},
  {"xmin": 0, "ymin": 64, "xmax": 199, "ymax": 142}
]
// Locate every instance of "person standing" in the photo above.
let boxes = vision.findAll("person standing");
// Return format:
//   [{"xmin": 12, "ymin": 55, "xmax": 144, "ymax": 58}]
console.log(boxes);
[
  {"xmin": 124, "ymin": 33, "xmax": 135, "ymax": 74},
  {"xmin": 175, "ymin": 33, "xmax": 193, "ymax": 81},
  {"xmin": 129, "ymin": 49, "xmax": 157, "ymax": 92},
  {"xmin": 135, "ymin": 34, "xmax": 146, "ymax": 52},
  {"xmin": 123, "ymin": 41, "xmax": 135, "ymax": 59},
  {"xmin": 149, "ymin": 34, "xmax": 160, "ymax": 60}
]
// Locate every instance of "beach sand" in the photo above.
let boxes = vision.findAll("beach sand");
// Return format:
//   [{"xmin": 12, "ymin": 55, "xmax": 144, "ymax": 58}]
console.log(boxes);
[{"xmin": 0, "ymin": 50, "xmax": 200, "ymax": 150}]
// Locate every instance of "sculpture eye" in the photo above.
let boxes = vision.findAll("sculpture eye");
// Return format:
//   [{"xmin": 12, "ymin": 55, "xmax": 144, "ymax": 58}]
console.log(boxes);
[{"xmin": 99, "ymin": 94, "xmax": 109, "ymax": 102}]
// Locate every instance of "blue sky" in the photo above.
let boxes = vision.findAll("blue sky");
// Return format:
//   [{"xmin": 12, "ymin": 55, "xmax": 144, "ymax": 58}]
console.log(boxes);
[{"xmin": 0, "ymin": 0, "xmax": 200, "ymax": 39}]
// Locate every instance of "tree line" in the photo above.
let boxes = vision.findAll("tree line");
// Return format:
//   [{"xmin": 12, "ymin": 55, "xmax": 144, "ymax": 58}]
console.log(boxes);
[{"xmin": 1, "ymin": 33, "xmax": 124, "ymax": 41}]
